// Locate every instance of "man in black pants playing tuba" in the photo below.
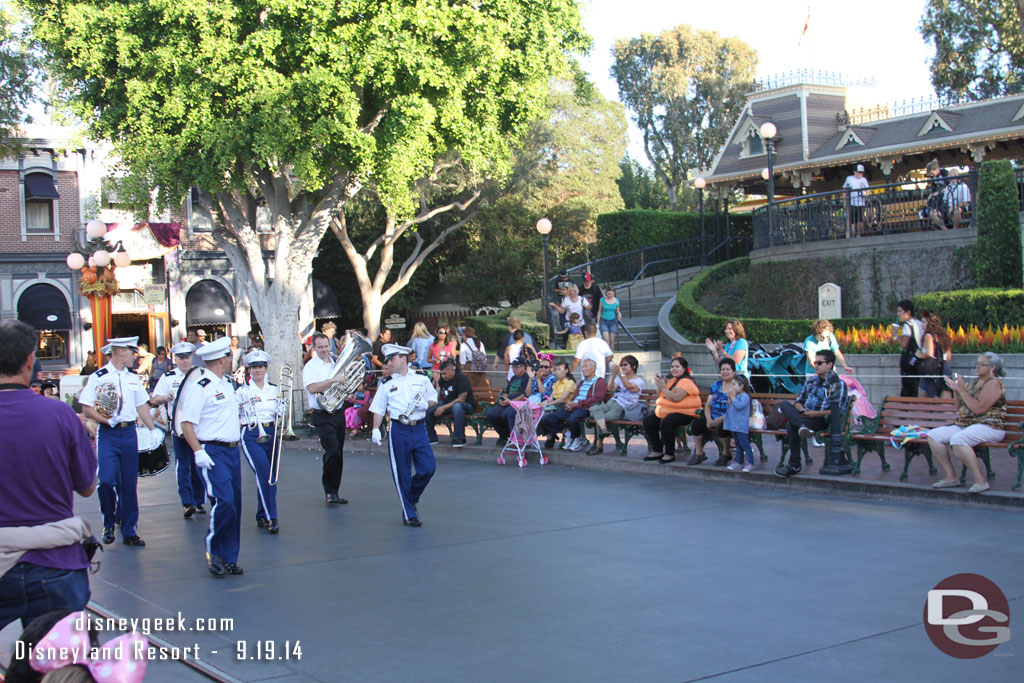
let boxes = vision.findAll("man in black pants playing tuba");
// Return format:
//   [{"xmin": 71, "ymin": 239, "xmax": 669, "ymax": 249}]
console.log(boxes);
[{"xmin": 303, "ymin": 333, "xmax": 350, "ymax": 504}]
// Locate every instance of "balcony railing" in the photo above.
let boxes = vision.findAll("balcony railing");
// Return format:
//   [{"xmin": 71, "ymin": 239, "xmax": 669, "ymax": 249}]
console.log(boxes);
[{"xmin": 753, "ymin": 172, "xmax": 981, "ymax": 250}]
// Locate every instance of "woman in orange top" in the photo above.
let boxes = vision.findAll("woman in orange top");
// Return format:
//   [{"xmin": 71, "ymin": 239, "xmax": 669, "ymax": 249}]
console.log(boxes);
[{"xmin": 642, "ymin": 357, "xmax": 701, "ymax": 463}]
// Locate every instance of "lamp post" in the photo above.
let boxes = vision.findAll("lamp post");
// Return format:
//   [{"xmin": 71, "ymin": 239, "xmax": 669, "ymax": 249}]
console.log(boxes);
[
  {"xmin": 693, "ymin": 177, "xmax": 706, "ymax": 267},
  {"xmin": 760, "ymin": 121, "xmax": 777, "ymax": 246},
  {"xmin": 536, "ymin": 218, "xmax": 553, "ymax": 346},
  {"xmin": 66, "ymin": 219, "xmax": 132, "ymax": 357}
]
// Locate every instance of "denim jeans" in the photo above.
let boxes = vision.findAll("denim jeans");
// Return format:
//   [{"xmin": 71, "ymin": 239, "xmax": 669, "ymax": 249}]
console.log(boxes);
[
  {"xmin": 426, "ymin": 401, "xmax": 469, "ymax": 440},
  {"xmin": 0, "ymin": 563, "xmax": 91, "ymax": 630}
]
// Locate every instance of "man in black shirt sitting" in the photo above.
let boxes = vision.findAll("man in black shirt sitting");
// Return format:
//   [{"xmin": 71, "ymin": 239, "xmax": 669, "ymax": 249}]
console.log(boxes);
[{"xmin": 426, "ymin": 359, "xmax": 474, "ymax": 447}]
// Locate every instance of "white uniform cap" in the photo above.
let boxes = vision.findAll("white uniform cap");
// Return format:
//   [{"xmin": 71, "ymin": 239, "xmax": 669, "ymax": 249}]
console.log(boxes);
[
  {"xmin": 101, "ymin": 336, "xmax": 139, "ymax": 354},
  {"xmin": 170, "ymin": 341, "xmax": 196, "ymax": 356},
  {"xmin": 194, "ymin": 336, "xmax": 232, "ymax": 361},
  {"xmin": 382, "ymin": 343, "xmax": 412, "ymax": 360},
  {"xmin": 855, "ymin": 163, "xmax": 865, "ymax": 173},
  {"xmin": 244, "ymin": 350, "xmax": 271, "ymax": 366}
]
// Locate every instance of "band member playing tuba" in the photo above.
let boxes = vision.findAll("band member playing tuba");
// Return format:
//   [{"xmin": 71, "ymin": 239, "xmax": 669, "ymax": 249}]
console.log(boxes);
[
  {"xmin": 79, "ymin": 336, "xmax": 154, "ymax": 547},
  {"xmin": 238, "ymin": 350, "xmax": 282, "ymax": 533},
  {"xmin": 176, "ymin": 336, "xmax": 243, "ymax": 578},
  {"xmin": 303, "ymin": 333, "xmax": 349, "ymax": 505},
  {"xmin": 150, "ymin": 341, "xmax": 206, "ymax": 519}
]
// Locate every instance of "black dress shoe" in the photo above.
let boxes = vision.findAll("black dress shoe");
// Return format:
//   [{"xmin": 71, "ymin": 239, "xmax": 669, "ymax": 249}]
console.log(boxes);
[
  {"xmin": 194, "ymin": 504, "xmax": 206, "ymax": 514},
  {"xmin": 122, "ymin": 536, "xmax": 146, "ymax": 547},
  {"xmin": 183, "ymin": 504, "xmax": 197, "ymax": 519},
  {"xmin": 659, "ymin": 455, "xmax": 676, "ymax": 464},
  {"xmin": 267, "ymin": 519, "xmax": 279, "ymax": 534},
  {"xmin": 224, "ymin": 563, "xmax": 244, "ymax": 575},
  {"xmin": 686, "ymin": 453, "xmax": 708, "ymax": 466},
  {"xmin": 326, "ymin": 494, "xmax": 349, "ymax": 505},
  {"xmin": 256, "ymin": 515, "xmax": 269, "ymax": 529},
  {"xmin": 403, "ymin": 517, "xmax": 423, "ymax": 527},
  {"xmin": 207, "ymin": 553, "xmax": 227, "ymax": 578},
  {"xmin": 643, "ymin": 453, "xmax": 663, "ymax": 461},
  {"xmin": 101, "ymin": 528, "xmax": 115, "ymax": 544},
  {"xmin": 544, "ymin": 435, "xmax": 556, "ymax": 449}
]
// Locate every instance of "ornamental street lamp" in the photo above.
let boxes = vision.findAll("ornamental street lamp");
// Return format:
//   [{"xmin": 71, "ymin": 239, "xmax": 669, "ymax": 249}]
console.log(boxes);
[
  {"xmin": 693, "ymin": 177, "xmax": 706, "ymax": 267},
  {"xmin": 760, "ymin": 121, "xmax": 777, "ymax": 246},
  {"xmin": 536, "ymin": 218, "xmax": 553, "ymax": 345},
  {"xmin": 66, "ymin": 219, "xmax": 133, "ymax": 356}
]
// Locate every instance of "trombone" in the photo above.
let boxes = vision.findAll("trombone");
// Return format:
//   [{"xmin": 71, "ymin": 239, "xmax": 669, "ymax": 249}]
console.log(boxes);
[
  {"xmin": 238, "ymin": 384, "xmax": 270, "ymax": 443},
  {"xmin": 268, "ymin": 364, "xmax": 293, "ymax": 485}
]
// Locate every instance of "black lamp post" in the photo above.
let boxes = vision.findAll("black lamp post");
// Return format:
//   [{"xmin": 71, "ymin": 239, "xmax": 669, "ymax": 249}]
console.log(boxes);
[
  {"xmin": 760, "ymin": 121, "xmax": 777, "ymax": 246},
  {"xmin": 694, "ymin": 177, "xmax": 706, "ymax": 267},
  {"xmin": 536, "ymin": 218, "xmax": 553, "ymax": 345}
]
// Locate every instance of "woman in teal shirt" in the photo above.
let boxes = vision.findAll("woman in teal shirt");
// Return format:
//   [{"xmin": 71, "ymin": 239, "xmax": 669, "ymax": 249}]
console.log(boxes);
[
  {"xmin": 597, "ymin": 287, "xmax": 622, "ymax": 350},
  {"xmin": 705, "ymin": 318, "xmax": 749, "ymax": 378}
]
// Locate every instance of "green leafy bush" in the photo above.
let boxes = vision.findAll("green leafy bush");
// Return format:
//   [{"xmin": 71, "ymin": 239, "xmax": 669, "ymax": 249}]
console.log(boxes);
[
  {"xmin": 975, "ymin": 160, "xmax": 1022, "ymax": 288},
  {"xmin": 595, "ymin": 210, "xmax": 753, "ymax": 259},
  {"xmin": 672, "ymin": 257, "xmax": 886, "ymax": 343},
  {"xmin": 913, "ymin": 288, "xmax": 1024, "ymax": 328},
  {"xmin": 464, "ymin": 309, "xmax": 550, "ymax": 351}
]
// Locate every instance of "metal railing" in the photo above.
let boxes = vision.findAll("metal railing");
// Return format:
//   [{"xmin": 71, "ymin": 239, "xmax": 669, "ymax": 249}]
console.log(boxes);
[{"xmin": 752, "ymin": 172, "xmax": 980, "ymax": 249}]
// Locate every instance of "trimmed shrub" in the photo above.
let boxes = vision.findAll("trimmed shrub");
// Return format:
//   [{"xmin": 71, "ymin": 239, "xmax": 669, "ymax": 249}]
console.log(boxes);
[
  {"xmin": 464, "ymin": 309, "xmax": 550, "ymax": 351},
  {"xmin": 975, "ymin": 160, "xmax": 1022, "ymax": 288},
  {"xmin": 913, "ymin": 288, "xmax": 1024, "ymax": 328},
  {"xmin": 672, "ymin": 257, "xmax": 886, "ymax": 343},
  {"xmin": 595, "ymin": 210, "xmax": 754, "ymax": 260}
]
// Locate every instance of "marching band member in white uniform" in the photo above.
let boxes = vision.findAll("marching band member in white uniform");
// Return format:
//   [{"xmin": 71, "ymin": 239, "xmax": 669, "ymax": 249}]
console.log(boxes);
[
  {"xmin": 80, "ymin": 336, "xmax": 154, "ymax": 547},
  {"xmin": 150, "ymin": 341, "xmax": 206, "ymax": 518},
  {"xmin": 177, "ymin": 337, "xmax": 243, "ymax": 578},
  {"xmin": 369, "ymin": 344, "xmax": 438, "ymax": 527},
  {"xmin": 238, "ymin": 350, "xmax": 282, "ymax": 533}
]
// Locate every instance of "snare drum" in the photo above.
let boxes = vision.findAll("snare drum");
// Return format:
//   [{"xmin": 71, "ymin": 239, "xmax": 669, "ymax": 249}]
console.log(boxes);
[{"xmin": 137, "ymin": 426, "xmax": 170, "ymax": 477}]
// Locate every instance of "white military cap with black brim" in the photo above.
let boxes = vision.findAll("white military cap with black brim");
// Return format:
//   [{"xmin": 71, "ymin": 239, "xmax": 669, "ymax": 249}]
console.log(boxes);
[
  {"xmin": 194, "ymin": 336, "xmax": 232, "ymax": 361},
  {"xmin": 382, "ymin": 343, "xmax": 413, "ymax": 361}
]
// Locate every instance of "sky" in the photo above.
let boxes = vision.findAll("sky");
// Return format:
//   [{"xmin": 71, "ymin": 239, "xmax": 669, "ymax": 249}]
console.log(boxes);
[{"xmin": 579, "ymin": 0, "xmax": 937, "ymax": 160}]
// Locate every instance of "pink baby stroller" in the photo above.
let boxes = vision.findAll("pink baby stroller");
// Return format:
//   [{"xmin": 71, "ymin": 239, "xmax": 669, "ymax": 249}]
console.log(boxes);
[{"xmin": 498, "ymin": 400, "xmax": 547, "ymax": 468}]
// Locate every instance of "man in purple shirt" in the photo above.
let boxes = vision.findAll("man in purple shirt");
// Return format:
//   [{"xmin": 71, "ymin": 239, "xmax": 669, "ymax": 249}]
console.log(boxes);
[{"xmin": 0, "ymin": 320, "xmax": 97, "ymax": 629}]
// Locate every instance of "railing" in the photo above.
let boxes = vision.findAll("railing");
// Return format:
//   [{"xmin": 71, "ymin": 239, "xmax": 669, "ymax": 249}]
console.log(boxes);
[
  {"xmin": 753, "ymin": 70, "xmax": 876, "ymax": 92},
  {"xmin": 616, "ymin": 318, "xmax": 649, "ymax": 351},
  {"xmin": 752, "ymin": 172, "xmax": 980, "ymax": 249}
]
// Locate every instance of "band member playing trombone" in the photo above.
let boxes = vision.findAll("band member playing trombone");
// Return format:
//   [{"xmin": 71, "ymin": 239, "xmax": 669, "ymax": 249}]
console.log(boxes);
[
  {"xmin": 177, "ymin": 337, "xmax": 243, "ymax": 578},
  {"xmin": 369, "ymin": 344, "xmax": 437, "ymax": 527},
  {"xmin": 79, "ymin": 336, "xmax": 154, "ymax": 547},
  {"xmin": 150, "ymin": 341, "xmax": 206, "ymax": 518},
  {"xmin": 238, "ymin": 350, "xmax": 282, "ymax": 533}
]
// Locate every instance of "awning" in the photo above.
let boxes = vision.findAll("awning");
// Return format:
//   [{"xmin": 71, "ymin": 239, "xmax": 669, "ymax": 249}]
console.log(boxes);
[
  {"xmin": 313, "ymin": 279, "xmax": 342, "ymax": 319},
  {"xmin": 24, "ymin": 173, "xmax": 59, "ymax": 200},
  {"xmin": 185, "ymin": 279, "xmax": 234, "ymax": 325},
  {"xmin": 17, "ymin": 283, "xmax": 72, "ymax": 331}
]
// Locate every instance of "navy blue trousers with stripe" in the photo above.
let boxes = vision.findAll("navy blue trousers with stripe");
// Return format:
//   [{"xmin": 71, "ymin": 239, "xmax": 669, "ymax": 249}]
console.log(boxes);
[
  {"xmin": 387, "ymin": 422, "xmax": 436, "ymax": 521},
  {"xmin": 241, "ymin": 426, "xmax": 278, "ymax": 521},
  {"xmin": 200, "ymin": 443, "xmax": 242, "ymax": 563},
  {"xmin": 97, "ymin": 425, "xmax": 139, "ymax": 538},
  {"xmin": 172, "ymin": 434, "xmax": 205, "ymax": 508}
]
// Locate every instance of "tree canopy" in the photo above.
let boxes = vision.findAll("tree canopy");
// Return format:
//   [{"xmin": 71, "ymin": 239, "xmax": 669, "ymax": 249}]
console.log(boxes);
[
  {"xmin": 611, "ymin": 25, "xmax": 756, "ymax": 207},
  {"xmin": 920, "ymin": 0, "xmax": 1024, "ymax": 99},
  {"xmin": 0, "ymin": 5, "xmax": 39, "ymax": 150}
]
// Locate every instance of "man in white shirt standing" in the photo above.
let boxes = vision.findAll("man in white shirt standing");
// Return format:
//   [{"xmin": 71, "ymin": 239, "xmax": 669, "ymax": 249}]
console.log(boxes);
[
  {"xmin": 303, "ymin": 333, "xmax": 348, "ymax": 505},
  {"xmin": 571, "ymin": 325, "xmax": 614, "ymax": 379},
  {"xmin": 944, "ymin": 170, "xmax": 972, "ymax": 229},
  {"xmin": 842, "ymin": 163, "xmax": 870, "ymax": 237},
  {"xmin": 79, "ymin": 336, "xmax": 155, "ymax": 547}
]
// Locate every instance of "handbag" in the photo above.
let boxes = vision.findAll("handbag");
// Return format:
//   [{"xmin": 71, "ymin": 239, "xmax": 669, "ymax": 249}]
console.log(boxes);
[
  {"xmin": 623, "ymin": 402, "xmax": 648, "ymax": 421},
  {"xmin": 918, "ymin": 356, "xmax": 941, "ymax": 376}
]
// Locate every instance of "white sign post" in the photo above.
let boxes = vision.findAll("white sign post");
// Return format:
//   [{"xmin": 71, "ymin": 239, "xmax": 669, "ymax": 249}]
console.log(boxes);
[
  {"xmin": 384, "ymin": 314, "xmax": 406, "ymax": 331},
  {"xmin": 818, "ymin": 282, "xmax": 841, "ymax": 320},
  {"xmin": 144, "ymin": 284, "xmax": 167, "ymax": 307}
]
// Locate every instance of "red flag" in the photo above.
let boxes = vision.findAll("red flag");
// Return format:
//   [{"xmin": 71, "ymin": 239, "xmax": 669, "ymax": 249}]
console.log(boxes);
[{"xmin": 798, "ymin": 10, "xmax": 810, "ymax": 47}]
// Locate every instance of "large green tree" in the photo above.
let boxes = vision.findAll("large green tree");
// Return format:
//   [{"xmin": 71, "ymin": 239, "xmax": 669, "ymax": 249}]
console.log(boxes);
[
  {"xmin": 0, "ymin": 4, "xmax": 39, "ymax": 150},
  {"xmin": 611, "ymin": 25, "xmax": 756, "ymax": 207},
  {"xmin": 920, "ymin": 0, "xmax": 1024, "ymax": 99},
  {"xmin": 616, "ymin": 156, "xmax": 670, "ymax": 210},
  {"xmin": 24, "ymin": 0, "xmax": 588, "ymax": 361}
]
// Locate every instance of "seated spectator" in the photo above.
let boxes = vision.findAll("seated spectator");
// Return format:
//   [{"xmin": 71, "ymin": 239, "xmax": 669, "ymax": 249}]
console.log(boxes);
[
  {"xmin": 927, "ymin": 352, "xmax": 1006, "ymax": 494},
  {"xmin": 555, "ymin": 312, "xmax": 585, "ymax": 352},
  {"xmin": 917, "ymin": 311, "xmax": 953, "ymax": 398},
  {"xmin": 492, "ymin": 317, "xmax": 535, "ymax": 372},
  {"xmin": 407, "ymin": 322, "xmax": 434, "ymax": 371},
  {"xmin": 485, "ymin": 358, "xmax": 531, "ymax": 444},
  {"xmin": 597, "ymin": 287, "xmax": 622, "ymax": 351},
  {"xmin": 944, "ymin": 170, "xmax": 971, "ymax": 229},
  {"xmin": 541, "ymin": 361, "xmax": 576, "ymax": 416},
  {"xmin": 643, "ymin": 357, "xmax": 700, "ymax": 463},
  {"xmin": 345, "ymin": 383, "xmax": 371, "ymax": 438},
  {"xmin": 426, "ymin": 359, "xmax": 474, "ymax": 447},
  {"xmin": 704, "ymin": 318, "xmax": 749, "ymax": 378},
  {"xmin": 527, "ymin": 355, "xmax": 557, "ymax": 405},
  {"xmin": 804, "ymin": 319, "xmax": 854, "ymax": 375},
  {"xmin": 775, "ymin": 349, "xmax": 848, "ymax": 479},
  {"xmin": 588, "ymin": 355, "xmax": 645, "ymax": 454},
  {"xmin": 687, "ymin": 357, "xmax": 737, "ymax": 466},
  {"xmin": 538, "ymin": 358, "xmax": 606, "ymax": 452}
]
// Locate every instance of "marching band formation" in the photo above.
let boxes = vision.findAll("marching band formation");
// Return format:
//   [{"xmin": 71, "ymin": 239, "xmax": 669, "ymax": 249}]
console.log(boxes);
[{"xmin": 77, "ymin": 331, "xmax": 438, "ymax": 578}]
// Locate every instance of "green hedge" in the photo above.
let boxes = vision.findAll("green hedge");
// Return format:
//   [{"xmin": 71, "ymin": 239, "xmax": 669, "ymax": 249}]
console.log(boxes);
[
  {"xmin": 913, "ymin": 289, "xmax": 1024, "ymax": 328},
  {"xmin": 464, "ymin": 306, "xmax": 550, "ymax": 352},
  {"xmin": 596, "ymin": 209, "xmax": 753, "ymax": 258},
  {"xmin": 975, "ymin": 160, "xmax": 1022, "ymax": 288},
  {"xmin": 672, "ymin": 257, "xmax": 886, "ymax": 343}
]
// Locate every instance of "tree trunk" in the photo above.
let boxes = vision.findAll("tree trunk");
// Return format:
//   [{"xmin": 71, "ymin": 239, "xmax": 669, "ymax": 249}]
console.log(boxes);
[{"xmin": 362, "ymin": 290, "xmax": 384, "ymax": 341}]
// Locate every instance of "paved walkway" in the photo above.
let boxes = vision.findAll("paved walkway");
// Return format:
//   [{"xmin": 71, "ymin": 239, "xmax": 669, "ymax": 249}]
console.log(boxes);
[{"xmin": 2, "ymin": 433, "xmax": 1020, "ymax": 682}]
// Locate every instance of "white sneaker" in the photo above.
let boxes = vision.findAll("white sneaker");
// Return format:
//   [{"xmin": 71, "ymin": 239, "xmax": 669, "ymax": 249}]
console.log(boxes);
[
  {"xmin": 726, "ymin": 461, "xmax": 742, "ymax": 471},
  {"xmin": 569, "ymin": 437, "xmax": 586, "ymax": 451},
  {"xmin": 742, "ymin": 463, "xmax": 754, "ymax": 473}
]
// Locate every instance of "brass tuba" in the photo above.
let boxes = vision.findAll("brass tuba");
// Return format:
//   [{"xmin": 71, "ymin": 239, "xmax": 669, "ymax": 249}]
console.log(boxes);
[
  {"xmin": 95, "ymin": 382, "xmax": 123, "ymax": 419},
  {"xmin": 316, "ymin": 331, "xmax": 373, "ymax": 413}
]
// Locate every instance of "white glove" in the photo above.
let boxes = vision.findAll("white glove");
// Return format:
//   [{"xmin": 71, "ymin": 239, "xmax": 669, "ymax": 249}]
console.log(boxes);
[
  {"xmin": 276, "ymin": 401, "xmax": 288, "ymax": 418},
  {"xmin": 194, "ymin": 449, "xmax": 215, "ymax": 470},
  {"xmin": 371, "ymin": 428, "xmax": 383, "ymax": 446}
]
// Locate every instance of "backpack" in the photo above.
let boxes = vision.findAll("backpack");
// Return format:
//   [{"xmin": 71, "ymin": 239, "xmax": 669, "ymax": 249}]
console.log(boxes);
[{"xmin": 466, "ymin": 338, "xmax": 487, "ymax": 371}]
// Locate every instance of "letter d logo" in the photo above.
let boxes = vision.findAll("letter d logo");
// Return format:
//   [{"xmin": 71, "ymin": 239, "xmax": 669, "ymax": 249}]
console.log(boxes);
[{"xmin": 924, "ymin": 573, "xmax": 1011, "ymax": 658}]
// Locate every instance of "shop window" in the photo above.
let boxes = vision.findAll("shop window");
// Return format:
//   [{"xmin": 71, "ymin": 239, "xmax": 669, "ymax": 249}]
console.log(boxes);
[{"xmin": 37, "ymin": 330, "xmax": 68, "ymax": 362}]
